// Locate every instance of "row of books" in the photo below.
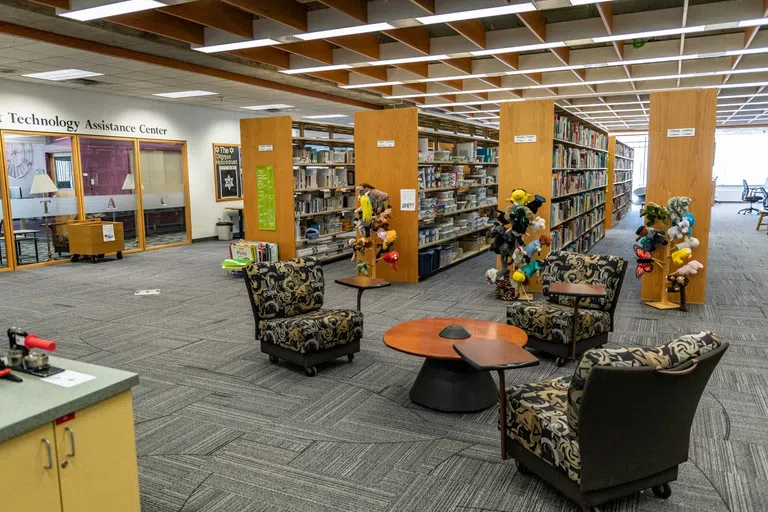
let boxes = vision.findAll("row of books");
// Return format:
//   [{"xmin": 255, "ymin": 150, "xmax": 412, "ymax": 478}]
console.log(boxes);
[
  {"xmin": 614, "ymin": 170, "xmax": 632, "ymax": 184},
  {"xmin": 614, "ymin": 143, "xmax": 634, "ymax": 160},
  {"xmin": 612, "ymin": 204, "xmax": 630, "ymax": 224},
  {"xmin": 294, "ymin": 167, "xmax": 354, "ymax": 190},
  {"xmin": 552, "ymin": 170, "xmax": 607, "ymax": 199},
  {"xmin": 613, "ymin": 195, "xmax": 629, "ymax": 212},
  {"xmin": 567, "ymin": 225, "xmax": 605, "ymax": 254},
  {"xmin": 550, "ymin": 189, "xmax": 606, "ymax": 227},
  {"xmin": 613, "ymin": 182, "xmax": 632, "ymax": 197},
  {"xmin": 553, "ymin": 113, "xmax": 608, "ymax": 151},
  {"xmin": 552, "ymin": 144, "xmax": 607, "ymax": 169},
  {"xmin": 550, "ymin": 207, "xmax": 605, "ymax": 252},
  {"xmin": 227, "ymin": 241, "xmax": 278, "ymax": 264},
  {"xmin": 295, "ymin": 192, "xmax": 351, "ymax": 215}
]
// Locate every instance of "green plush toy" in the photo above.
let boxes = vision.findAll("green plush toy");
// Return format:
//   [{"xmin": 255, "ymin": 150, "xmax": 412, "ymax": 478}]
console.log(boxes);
[{"xmin": 639, "ymin": 202, "xmax": 668, "ymax": 227}]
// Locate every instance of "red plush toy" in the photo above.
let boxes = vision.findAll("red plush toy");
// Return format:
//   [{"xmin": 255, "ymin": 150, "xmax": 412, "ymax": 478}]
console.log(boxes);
[{"xmin": 381, "ymin": 251, "xmax": 399, "ymax": 270}]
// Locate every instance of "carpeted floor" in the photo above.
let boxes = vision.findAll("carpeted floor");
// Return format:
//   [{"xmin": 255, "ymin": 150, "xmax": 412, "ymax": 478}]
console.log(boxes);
[{"xmin": 1, "ymin": 203, "xmax": 766, "ymax": 512}]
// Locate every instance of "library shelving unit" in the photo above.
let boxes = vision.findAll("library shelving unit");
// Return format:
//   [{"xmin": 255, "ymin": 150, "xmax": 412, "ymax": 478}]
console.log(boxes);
[
  {"xmin": 354, "ymin": 108, "xmax": 500, "ymax": 283},
  {"xmin": 241, "ymin": 117, "xmax": 356, "ymax": 262},
  {"xmin": 606, "ymin": 136, "xmax": 635, "ymax": 228},
  {"xmin": 500, "ymin": 99, "xmax": 608, "ymax": 291}
]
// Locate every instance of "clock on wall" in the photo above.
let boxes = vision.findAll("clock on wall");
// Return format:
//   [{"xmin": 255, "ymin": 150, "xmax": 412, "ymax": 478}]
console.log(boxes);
[{"xmin": 6, "ymin": 142, "xmax": 34, "ymax": 179}]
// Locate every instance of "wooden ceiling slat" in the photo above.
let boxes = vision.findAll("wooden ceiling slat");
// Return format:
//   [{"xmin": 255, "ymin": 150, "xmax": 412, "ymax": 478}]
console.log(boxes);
[
  {"xmin": 409, "ymin": 0, "xmax": 435, "ymax": 13},
  {"xmin": 494, "ymin": 53, "xmax": 519, "ymax": 70},
  {"xmin": 316, "ymin": 0, "xmax": 367, "ymax": 23},
  {"xmin": 352, "ymin": 66, "xmax": 388, "ymax": 81},
  {"xmin": 106, "ymin": 11, "xmax": 205, "ymax": 46},
  {"xmin": 517, "ymin": 11, "xmax": 546, "ymax": 42},
  {"xmin": 394, "ymin": 61, "xmax": 429, "ymax": 77},
  {"xmin": 444, "ymin": 57, "xmax": 472, "ymax": 74},
  {"xmin": 161, "ymin": 0, "xmax": 253, "ymax": 40},
  {"xmin": 327, "ymin": 33, "xmax": 380, "ymax": 60},
  {"xmin": 307, "ymin": 69, "xmax": 351, "ymax": 85},
  {"xmin": 281, "ymin": 40, "xmax": 335, "ymax": 64},
  {"xmin": 383, "ymin": 27, "xmax": 431, "ymax": 55},
  {"xmin": 447, "ymin": 20, "xmax": 485, "ymax": 49},
  {"xmin": 228, "ymin": 46, "xmax": 290, "ymax": 68},
  {"xmin": 221, "ymin": 0, "xmax": 307, "ymax": 32},
  {"xmin": 480, "ymin": 76, "xmax": 502, "ymax": 88},
  {"xmin": 27, "ymin": 0, "xmax": 69, "ymax": 9}
]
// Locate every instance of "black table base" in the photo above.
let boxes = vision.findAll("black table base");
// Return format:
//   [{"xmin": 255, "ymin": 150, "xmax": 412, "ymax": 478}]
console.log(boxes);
[{"xmin": 409, "ymin": 358, "xmax": 498, "ymax": 412}]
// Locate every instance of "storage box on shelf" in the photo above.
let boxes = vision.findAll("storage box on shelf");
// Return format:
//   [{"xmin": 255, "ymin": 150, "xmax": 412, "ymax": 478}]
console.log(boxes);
[{"xmin": 606, "ymin": 137, "xmax": 635, "ymax": 229}]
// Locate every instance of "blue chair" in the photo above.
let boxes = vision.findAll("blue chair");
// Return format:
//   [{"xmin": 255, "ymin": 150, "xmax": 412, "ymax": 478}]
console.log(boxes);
[{"xmin": 738, "ymin": 179, "xmax": 763, "ymax": 215}]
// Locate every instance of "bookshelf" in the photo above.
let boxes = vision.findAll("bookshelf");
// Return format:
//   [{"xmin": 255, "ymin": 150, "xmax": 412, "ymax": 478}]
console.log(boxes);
[
  {"xmin": 606, "ymin": 136, "xmax": 635, "ymax": 229},
  {"xmin": 500, "ymin": 100, "xmax": 609, "ymax": 291},
  {"xmin": 241, "ymin": 117, "xmax": 356, "ymax": 263},
  {"xmin": 354, "ymin": 109, "xmax": 500, "ymax": 282}
]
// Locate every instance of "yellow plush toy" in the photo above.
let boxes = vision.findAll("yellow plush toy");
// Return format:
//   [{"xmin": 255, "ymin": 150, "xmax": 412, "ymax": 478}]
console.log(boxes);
[
  {"xmin": 509, "ymin": 189, "xmax": 527, "ymax": 205},
  {"xmin": 512, "ymin": 270, "xmax": 526, "ymax": 283},
  {"xmin": 360, "ymin": 194, "xmax": 373, "ymax": 222},
  {"xmin": 383, "ymin": 230, "xmax": 397, "ymax": 250},
  {"xmin": 671, "ymin": 247, "xmax": 692, "ymax": 265}
]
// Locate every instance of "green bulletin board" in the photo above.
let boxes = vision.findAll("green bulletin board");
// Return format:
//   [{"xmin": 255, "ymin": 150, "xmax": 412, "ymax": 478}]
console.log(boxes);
[{"xmin": 256, "ymin": 165, "xmax": 277, "ymax": 231}]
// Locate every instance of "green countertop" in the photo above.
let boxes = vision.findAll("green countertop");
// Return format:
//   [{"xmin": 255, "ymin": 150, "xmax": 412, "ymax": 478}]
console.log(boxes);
[{"xmin": 0, "ymin": 356, "xmax": 139, "ymax": 443}]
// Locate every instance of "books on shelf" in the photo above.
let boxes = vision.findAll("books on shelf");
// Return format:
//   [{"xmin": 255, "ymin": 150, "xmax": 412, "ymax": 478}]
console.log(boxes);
[
  {"xmin": 294, "ymin": 166, "xmax": 353, "ymax": 190},
  {"xmin": 550, "ymin": 189, "xmax": 606, "ymax": 227},
  {"xmin": 294, "ymin": 191, "xmax": 352, "ymax": 215},
  {"xmin": 613, "ymin": 181, "xmax": 632, "ymax": 197},
  {"xmin": 552, "ymin": 169, "xmax": 606, "ymax": 198},
  {"xmin": 613, "ymin": 170, "xmax": 632, "ymax": 184},
  {"xmin": 552, "ymin": 144, "xmax": 607, "ymax": 169},
  {"xmin": 614, "ymin": 142, "xmax": 634, "ymax": 160},
  {"xmin": 550, "ymin": 206, "xmax": 605, "ymax": 252},
  {"xmin": 554, "ymin": 113, "xmax": 608, "ymax": 151}
]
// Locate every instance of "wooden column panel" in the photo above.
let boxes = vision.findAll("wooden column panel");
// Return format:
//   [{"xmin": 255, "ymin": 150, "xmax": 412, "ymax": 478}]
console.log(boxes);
[
  {"xmin": 642, "ymin": 89, "xmax": 716, "ymax": 304},
  {"xmin": 499, "ymin": 99, "xmax": 555, "ymax": 292},
  {"xmin": 354, "ymin": 108, "xmax": 419, "ymax": 283},
  {"xmin": 605, "ymin": 136, "xmax": 617, "ymax": 229},
  {"xmin": 241, "ymin": 116, "xmax": 296, "ymax": 259}
]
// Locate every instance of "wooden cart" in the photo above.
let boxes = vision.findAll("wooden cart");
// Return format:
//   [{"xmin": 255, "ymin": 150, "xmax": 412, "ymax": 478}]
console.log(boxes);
[{"xmin": 67, "ymin": 219, "xmax": 125, "ymax": 263}]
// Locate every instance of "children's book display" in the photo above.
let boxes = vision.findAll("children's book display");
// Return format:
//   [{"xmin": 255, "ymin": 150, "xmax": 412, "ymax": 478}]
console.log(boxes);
[
  {"xmin": 349, "ymin": 184, "xmax": 398, "ymax": 277},
  {"xmin": 221, "ymin": 241, "xmax": 279, "ymax": 276},
  {"xmin": 485, "ymin": 189, "xmax": 549, "ymax": 301},
  {"xmin": 634, "ymin": 196, "xmax": 702, "ymax": 311}
]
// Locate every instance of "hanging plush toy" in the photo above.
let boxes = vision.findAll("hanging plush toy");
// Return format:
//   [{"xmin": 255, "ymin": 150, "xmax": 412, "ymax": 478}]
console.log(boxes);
[
  {"xmin": 522, "ymin": 259, "xmax": 542, "ymax": 279},
  {"xmin": 529, "ymin": 216, "xmax": 546, "ymax": 232},
  {"xmin": 523, "ymin": 239, "xmax": 541, "ymax": 261},
  {"xmin": 675, "ymin": 236, "xmax": 699, "ymax": 251},
  {"xmin": 381, "ymin": 251, "xmax": 399, "ymax": 270},
  {"xmin": 356, "ymin": 259, "xmax": 369, "ymax": 276},
  {"xmin": 360, "ymin": 194, "xmax": 373, "ymax": 222},
  {"xmin": 512, "ymin": 270, "xmax": 526, "ymax": 283},
  {"xmin": 382, "ymin": 230, "xmax": 397, "ymax": 251},
  {"xmin": 635, "ymin": 226, "xmax": 668, "ymax": 252},
  {"xmin": 667, "ymin": 196, "xmax": 692, "ymax": 224},
  {"xmin": 509, "ymin": 189, "xmax": 529, "ymax": 205},
  {"xmin": 639, "ymin": 202, "xmax": 668, "ymax": 227},
  {"xmin": 671, "ymin": 247, "xmax": 692, "ymax": 265},
  {"xmin": 676, "ymin": 260, "xmax": 704, "ymax": 275},
  {"xmin": 484, "ymin": 268, "xmax": 499, "ymax": 284},
  {"xmin": 525, "ymin": 195, "xmax": 547, "ymax": 215}
]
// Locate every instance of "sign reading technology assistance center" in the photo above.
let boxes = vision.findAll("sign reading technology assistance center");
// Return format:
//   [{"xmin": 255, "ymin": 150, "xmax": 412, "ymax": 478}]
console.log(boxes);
[{"xmin": 0, "ymin": 112, "xmax": 169, "ymax": 135}]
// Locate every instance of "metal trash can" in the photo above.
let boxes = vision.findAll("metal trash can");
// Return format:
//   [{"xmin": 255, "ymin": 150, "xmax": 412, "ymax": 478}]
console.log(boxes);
[{"xmin": 216, "ymin": 221, "xmax": 234, "ymax": 241}]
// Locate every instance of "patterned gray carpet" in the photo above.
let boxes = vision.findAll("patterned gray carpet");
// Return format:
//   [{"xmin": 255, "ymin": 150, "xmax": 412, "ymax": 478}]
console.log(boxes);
[{"xmin": 0, "ymin": 203, "xmax": 766, "ymax": 512}]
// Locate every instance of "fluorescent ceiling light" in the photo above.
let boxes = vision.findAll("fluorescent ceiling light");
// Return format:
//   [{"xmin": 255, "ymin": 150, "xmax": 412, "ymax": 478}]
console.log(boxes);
[
  {"xmin": 304, "ymin": 114, "xmax": 348, "ymax": 119},
  {"xmin": 280, "ymin": 64, "xmax": 352, "ymax": 75},
  {"xmin": 471, "ymin": 116, "xmax": 500, "ymax": 120},
  {"xmin": 593, "ymin": 26, "xmax": 705, "ymax": 43},
  {"xmin": 23, "ymin": 69, "xmax": 104, "ymax": 81},
  {"xmin": 340, "ymin": 81, "xmax": 403, "ymax": 89},
  {"xmin": 422, "ymin": 73, "xmax": 489, "ymax": 82},
  {"xmin": 738, "ymin": 18, "xmax": 768, "ymax": 27},
  {"xmin": 471, "ymin": 41, "xmax": 566, "ymax": 57},
  {"xmin": 416, "ymin": 3, "xmax": 535, "ymax": 25},
  {"xmin": 373, "ymin": 55, "xmax": 449, "ymax": 66},
  {"xmin": 153, "ymin": 90, "xmax": 218, "ymax": 98},
  {"xmin": 59, "ymin": 0, "xmax": 163, "ymax": 21},
  {"xmin": 727, "ymin": 47, "xmax": 768, "ymax": 56},
  {"xmin": 193, "ymin": 39, "xmax": 279, "ymax": 54},
  {"xmin": 240, "ymin": 104, "xmax": 294, "ymax": 110},
  {"xmin": 296, "ymin": 22, "xmax": 394, "ymax": 41},
  {"xmin": 507, "ymin": 65, "xmax": 584, "ymax": 75}
]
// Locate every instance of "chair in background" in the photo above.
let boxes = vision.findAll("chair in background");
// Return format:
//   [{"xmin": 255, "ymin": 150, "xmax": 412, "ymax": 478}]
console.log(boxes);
[
  {"xmin": 757, "ymin": 187, "xmax": 768, "ymax": 230},
  {"xmin": 507, "ymin": 251, "xmax": 627, "ymax": 366},
  {"xmin": 503, "ymin": 332, "xmax": 727, "ymax": 512},
  {"xmin": 243, "ymin": 257, "xmax": 362, "ymax": 376},
  {"xmin": 738, "ymin": 179, "xmax": 763, "ymax": 215}
]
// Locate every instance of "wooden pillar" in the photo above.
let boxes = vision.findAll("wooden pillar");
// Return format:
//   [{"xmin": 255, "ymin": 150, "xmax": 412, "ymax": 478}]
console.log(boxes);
[
  {"xmin": 642, "ymin": 89, "xmax": 716, "ymax": 304},
  {"xmin": 499, "ymin": 99, "xmax": 555, "ymax": 293},
  {"xmin": 354, "ymin": 108, "xmax": 419, "ymax": 283},
  {"xmin": 240, "ymin": 116, "xmax": 295, "ymax": 259},
  {"xmin": 605, "ymin": 136, "xmax": 617, "ymax": 229}
]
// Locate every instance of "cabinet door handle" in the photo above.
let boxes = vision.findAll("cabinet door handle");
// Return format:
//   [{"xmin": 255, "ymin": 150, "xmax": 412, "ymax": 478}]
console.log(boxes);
[
  {"xmin": 41, "ymin": 438, "xmax": 53, "ymax": 469},
  {"xmin": 64, "ymin": 427, "xmax": 76, "ymax": 458}
]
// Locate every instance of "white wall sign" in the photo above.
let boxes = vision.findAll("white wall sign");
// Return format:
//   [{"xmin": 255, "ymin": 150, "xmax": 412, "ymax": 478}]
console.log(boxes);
[
  {"xmin": 667, "ymin": 128, "xmax": 696, "ymax": 138},
  {"xmin": 377, "ymin": 140, "xmax": 395, "ymax": 148},
  {"xmin": 514, "ymin": 135, "xmax": 537, "ymax": 143},
  {"xmin": 258, "ymin": 144, "xmax": 273, "ymax": 152},
  {"xmin": 400, "ymin": 189, "xmax": 416, "ymax": 211}
]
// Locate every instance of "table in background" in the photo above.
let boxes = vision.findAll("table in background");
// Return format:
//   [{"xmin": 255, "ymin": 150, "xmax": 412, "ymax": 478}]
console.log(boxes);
[
  {"xmin": 12, "ymin": 229, "xmax": 40, "ymax": 264},
  {"xmin": 335, "ymin": 277, "xmax": 391, "ymax": 311}
]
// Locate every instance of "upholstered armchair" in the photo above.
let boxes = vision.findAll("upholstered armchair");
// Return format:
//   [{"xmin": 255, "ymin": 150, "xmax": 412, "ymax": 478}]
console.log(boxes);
[
  {"xmin": 503, "ymin": 332, "xmax": 727, "ymax": 512},
  {"xmin": 507, "ymin": 251, "xmax": 627, "ymax": 366},
  {"xmin": 243, "ymin": 257, "xmax": 363, "ymax": 376}
]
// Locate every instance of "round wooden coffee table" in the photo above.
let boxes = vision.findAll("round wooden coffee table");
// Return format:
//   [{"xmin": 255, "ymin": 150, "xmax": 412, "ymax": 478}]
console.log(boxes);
[{"xmin": 384, "ymin": 318, "xmax": 528, "ymax": 412}]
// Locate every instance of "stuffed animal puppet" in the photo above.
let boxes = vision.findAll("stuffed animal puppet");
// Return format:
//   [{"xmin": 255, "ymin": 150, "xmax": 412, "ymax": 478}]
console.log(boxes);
[
  {"xmin": 675, "ymin": 236, "xmax": 699, "ymax": 251},
  {"xmin": 509, "ymin": 189, "xmax": 529, "ymax": 205},
  {"xmin": 512, "ymin": 247, "xmax": 526, "ymax": 266},
  {"xmin": 522, "ymin": 260, "xmax": 542, "ymax": 279},
  {"xmin": 485, "ymin": 268, "xmax": 499, "ymax": 284},
  {"xmin": 640, "ymin": 202, "xmax": 668, "ymax": 227},
  {"xmin": 529, "ymin": 216, "xmax": 546, "ymax": 232},
  {"xmin": 512, "ymin": 270, "xmax": 526, "ymax": 283},
  {"xmin": 382, "ymin": 230, "xmax": 397, "ymax": 250},
  {"xmin": 633, "ymin": 245, "xmax": 654, "ymax": 278},
  {"xmin": 539, "ymin": 234, "xmax": 552, "ymax": 247},
  {"xmin": 675, "ymin": 260, "xmax": 704, "ymax": 275},
  {"xmin": 381, "ymin": 251, "xmax": 399, "ymax": 270},
  {"xmin": 523, "ymin": 240, "xmax": 541, "ymax": 261},
  {"xmin": 671, "ymin": 248, "xmax": 692, "ymax": 265},
  {"xmin": 667, "ymin": 196, "xmax": 692, "ymax": 223},
  {"xmin": 355, "ymin": 259, "xmax": 369, "ymax": 276},
  {"xmin": 525, "ymin": 194, "xmax": 547, "ymax": 214},
  {"xmin": 360, "ymin": 194, "xmax": 373, "ymax": 222}
]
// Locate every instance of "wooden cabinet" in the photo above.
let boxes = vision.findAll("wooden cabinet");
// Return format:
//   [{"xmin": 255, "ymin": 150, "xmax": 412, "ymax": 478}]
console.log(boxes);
[
  {"xmin": 0, "ymin": 391, "xmax": 140, "ymax": 512},
  {"xmin": 0, "ymin": 422, "xmax": 62, "ymax": 512}
]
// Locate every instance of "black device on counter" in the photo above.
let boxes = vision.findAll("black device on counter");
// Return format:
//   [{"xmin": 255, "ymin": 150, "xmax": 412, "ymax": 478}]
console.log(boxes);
[{"xmin": 7, "ymin": 327, "xmax": 64, "ymax": 378}]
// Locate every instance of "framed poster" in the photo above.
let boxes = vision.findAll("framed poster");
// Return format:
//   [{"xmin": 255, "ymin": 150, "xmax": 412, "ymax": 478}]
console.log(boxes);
[
  {"xmin": 213, "ymin": 143, "xmax": 242, "ymax": 201},
  {"xmin": 256, "ymin": 165, "xmax": 277, "ymax": 231}
]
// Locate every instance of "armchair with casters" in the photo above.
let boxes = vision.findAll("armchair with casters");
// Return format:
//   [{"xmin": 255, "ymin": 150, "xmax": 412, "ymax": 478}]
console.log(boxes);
[
  {"xmin": 738, "ymin": 179, "xmax": 763, "ymax": 215},
  {"xmin": 243, "ymin": 257, "xmax": 362, "ymax": 377},
  {"xmin": 503, "ymin": 331, "xmax": 727, "ymax": 512},
  {"xmin": 507, "ymin": 251, "xmax": 627, "ymax": 366}
]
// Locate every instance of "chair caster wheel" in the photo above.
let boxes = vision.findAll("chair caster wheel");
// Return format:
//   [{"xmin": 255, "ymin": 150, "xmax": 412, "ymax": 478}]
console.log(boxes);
[
  {"xmin": 305, "ymin": 366, "xmax": 317, "ymax": 377},
  {"xmin": 652, "ymin": 483, "xmax": 671, "ymax": 499},
  {"xmin": 71, "ymin": 255, "xmax": 79, "ymax": 262},
  {"xmin": 268, "ymin": 355, "xmax": 279, "ymax": 364},
  {"xmin": 516, "ymin": 460, "xmax": 530, "ymax": 475},
  {"xmin": 347, "ymin": 354, "xmax": 354, "ymax": 362},
  {"xmin": 555, "ymin": 357, "xmax": 567, "ymax": 367},
  {"xmin": 116, "ymin": 251, "xmax": 123, "ymax": 260}
]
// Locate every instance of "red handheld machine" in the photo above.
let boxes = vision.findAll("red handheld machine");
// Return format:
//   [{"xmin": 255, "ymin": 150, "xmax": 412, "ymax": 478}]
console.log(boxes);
[{"xmin": 7, "ymin": 328, "xmax": 64, "ymax": 378}]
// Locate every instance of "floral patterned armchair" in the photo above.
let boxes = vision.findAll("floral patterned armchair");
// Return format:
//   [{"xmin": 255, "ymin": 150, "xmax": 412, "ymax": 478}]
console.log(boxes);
[
  {"xmin": 507, "ymin": 251, "xmax": 627, "ymax": 366},
  {"xmin": 243, "ymin": 257, "xmax": 362, "ymax": 376},
  {"xmin": 503, "ymin": 331, "xmax": 726, "ymax": 512}
]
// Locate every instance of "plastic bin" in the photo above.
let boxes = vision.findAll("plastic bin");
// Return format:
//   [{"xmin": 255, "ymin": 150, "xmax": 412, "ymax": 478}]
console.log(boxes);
[{"xmin": 216, "ymin": 221, "xmax": 234, "ymax": 241}]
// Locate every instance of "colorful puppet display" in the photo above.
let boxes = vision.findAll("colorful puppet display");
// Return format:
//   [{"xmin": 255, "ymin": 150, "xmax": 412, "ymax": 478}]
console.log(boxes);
[
  {"xmin": 349, "ymin": 184, "xmax": 397, "ymax": 277},
  {"xmin": 634, "ymin": 196, "xmax": 703, "ymax": 311},
  {"xmin": 486, "ymin": 188, "xmax": 549, "ymax": 301}
]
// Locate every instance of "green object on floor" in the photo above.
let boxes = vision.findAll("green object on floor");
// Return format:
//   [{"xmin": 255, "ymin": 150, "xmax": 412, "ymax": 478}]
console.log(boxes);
[{"xmin": 221, "ymin": 258, "xmax": 251, "ymax": 269}]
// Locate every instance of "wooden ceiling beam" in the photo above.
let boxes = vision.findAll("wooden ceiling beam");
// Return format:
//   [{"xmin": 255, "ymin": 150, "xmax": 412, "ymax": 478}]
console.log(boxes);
[
  {"xmin": 468, "ymin": 91, "xmax": 488, "ymax": 101},
  {"xmin": 106, "ymin": 11, "xmax": 205, "ymax": 46},
  {"xmin": 494, "ymin": 53, "xmax": 519, "ymax": 70},
  {"xmin": 221, "ymin": 0, "xmax": 307, "ymax": 32},
  {"xmin": 27, "ymin": 0, "xmax": 69, "ymax": 8},
  {"xmin": 352, "ymin": 66, "xmax": 389, "ymax": 81},
  {"xmin": 402, "ymin": 82, "xmax": 427, "ymax": 93},
  {"xmin": 161, "ymin": 0, "xmax": 253, "ymax": 40},
  {"xmin": 316, "ymin": 0, "xmax": 367, "ymax": 23},
  {"xmin": 360, "ymin": 85, "xmax": 393, "ymax": 96},
  {"xmin": 393, "ymin": 61, "xmax": 429, "ymax": 77},
  {"xmin": 480, "ymin": 76, "xmax": 502, "ymax": 88},
  {"xmin": 447, "ymin": 20, "xmax": 485, "ymax": 49},
  {"xmin": 550, "ymin": 46, "xmax": 569, "ymax": 66},
  {"xmin": 327, "ymin": 33, "xmax": 380, "ymax": 60},
  {"xmin": 228, "ymin": 46, "xmax": 290, "ymax": 68},
  {"xmin": 441, "ymin": 80, "xmax": 464, "ymax": 91},
  {"xmin": 307, "ymin": 69, "xmax": 350, "ymax": 85},
  {"xmin": 517, "ymin": 11, "xmax": 546, "ymax": 42},
  {"xmin": 281, "ymin": 40, "xmax": 334, "ymax": 64},
  {"xmin": 596, "ymin": 2, "xmax": 613, "ymax": 35},
  {"xmin": 409, "ymin": 0, "xmax": 435, "ymax": 13},
  {"xmin": 383, "ymin": 26, "xmax": 431, "ymax": 55},
  {"xmin": 443, "ymin": 57, "xmax": 472, "ymax": 74}
]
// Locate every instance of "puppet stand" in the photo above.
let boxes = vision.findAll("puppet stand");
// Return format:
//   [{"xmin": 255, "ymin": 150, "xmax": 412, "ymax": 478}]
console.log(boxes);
[{"xmin": 645, "ymin": 244, "xmax": 681, "ymax": 310}]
